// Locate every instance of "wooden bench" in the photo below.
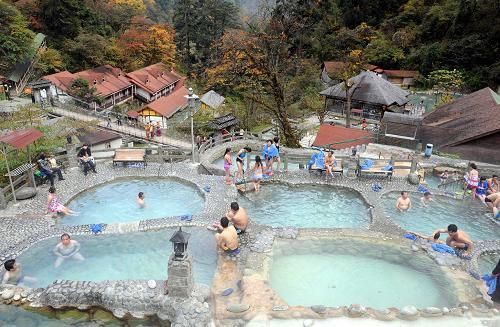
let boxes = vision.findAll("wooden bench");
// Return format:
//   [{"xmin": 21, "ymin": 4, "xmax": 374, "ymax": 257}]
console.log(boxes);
[
  {"xmin": 113, "ymin": 149, "xmax": 146, "ymax": 168},
  {"xmin": 357, "ymin": 158, "xmax": 393, "ymax": 179},
  {"xmin": 393, "ymin": 160, "xmax": 412, "ymax": 177},
  {"xmin": 309, "ymin": 159, "xmax": 343, "ymax": 177}
]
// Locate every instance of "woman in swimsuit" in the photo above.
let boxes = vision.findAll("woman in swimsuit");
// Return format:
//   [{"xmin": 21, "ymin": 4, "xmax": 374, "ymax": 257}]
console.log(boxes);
[
  {"xmin": 234, "ymin": 146, "xmax": 251, "ymax": 182},
  {"xmin": 465, "ymin": 163, "xmax": 479, "ymax": 198},
  {"xmin": 46, "ymin": 186, "xmax": 77, "ymax": 216},
  {"xmin": 223, "ymin": 147, "xmax": 232, "ymax": 185},
  {"xmin": 253, "ymin": 156, "xmax": 263, "ymax": 192}
]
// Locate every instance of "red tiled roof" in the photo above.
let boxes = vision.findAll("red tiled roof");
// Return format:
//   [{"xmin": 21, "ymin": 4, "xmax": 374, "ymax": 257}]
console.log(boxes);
[
  {"xmin": 312, "ymin": 124, "xmax": 374, "ymax": 150},
  {"xmin": 142, "ymin": 86, "xmax": 189, "ymax": 118},
  {"xmin": 323, "ymin": 61, "xmax": 379, "ymax": 75},
  {"xmin": 421, "ymin": 87, "xmax": 500, "ymax": 147},
  {"xmin": 126, "ymin": 110, "xmax": 140, "ymax": 118},
  {"xmin": 78, "ymin": 129, "xmax": 121, "ymax": 146},
  {"xmin": 126, "ymin": 63, "xmax": 183, "ymax": 95},
  {"xmin": 383, "ymin": 70, "xmax": 418, "ymax": 78},
  {"xmin": 43, "ymin": 65, "xmax": 132, "ymax": 97},
  {"xmin": 0, "ymin": 128, "xmax": 43, "ymax": 149}
]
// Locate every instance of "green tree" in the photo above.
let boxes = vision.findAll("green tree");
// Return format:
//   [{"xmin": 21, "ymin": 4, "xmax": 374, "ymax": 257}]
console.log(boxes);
[
  {"xmin": 64, "ymin": 33, "xmax": 118, "ymax": 71},
  {"xmin": 364, "ymin": 37, "xmax": 405, "ymax": 68},
  {"xmin": 0, "ymin": 1, "xmax": 35, "ymax": 71},
  {"xmin": 40, "ymin": 0, "xmax": 85, "ymax": 40},
  {"xmin": 35, "ymin": 48, "xmax": 65, "ymax": 76},
  {"xmin": 429, "ymin": 69, "xmax": 465, "ymax": 93}
]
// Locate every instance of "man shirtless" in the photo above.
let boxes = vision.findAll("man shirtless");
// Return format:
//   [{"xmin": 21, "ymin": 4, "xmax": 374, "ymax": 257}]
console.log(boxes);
[
  {"xmin": 53, "ymin": 233, "xmax": 85, "ymax": 268},
  {"xmin": 2, "ymin": 259, "xmax": 36, "ymax": 286},
  {"xmin": 432, "ymin": 224, "xmax": 473, "ymax": 254},
  {"xmin": 396, "ymin": 191, "xmax": 412, "ymax": 212},
  {"xmin": 225, "ymin": 202, "xmax": 248, "ymax": 234},
  {"xmin": 487, "ymin": 175, "xmax": 499, "ymax": 195},
  {"xmin": 485, "ymin": 192, "xmax": 500, "ymax": 218},
  {"xmin": 215, "ymin": 217, "xmax": 239, "ymax": 254},
  {"xmin": 420, "ymin": 191, "xmax": 433, "ymax": 207}
]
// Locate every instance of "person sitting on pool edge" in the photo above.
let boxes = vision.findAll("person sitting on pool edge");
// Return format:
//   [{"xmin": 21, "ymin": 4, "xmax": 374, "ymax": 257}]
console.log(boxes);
[
  {"xmin": 53, "ymin": 233, "xmax": 85, "ymax": 268},
  {"xmin": 396, "ymin": 191, "xmax": 412, "ymax": 212},
  {"xmin": 420, "ymin": 191, "xmax": 433, "ymax": 207},
  {"xmin": 432, "ymin": 224, "xmax": 473, "ymax": 255},
  {"xmin": 137, "ymin": 192, "xmax": 145, "ymax": 208},
  {"xmin": 225, "ymin": 202, "xmax": 249, "ymax": 234},
  {"xmin": 215, "ymin": 217, "xmax": 239, "ymax": 255}
]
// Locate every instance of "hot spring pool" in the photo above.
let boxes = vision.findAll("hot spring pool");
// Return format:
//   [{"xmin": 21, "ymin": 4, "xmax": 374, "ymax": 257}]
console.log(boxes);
[
  {"xmin": 63, "ymin": 178, "xmax": 204, "ymax": 225},
  {"xmin": 238, "ymin": 184, "xmax": 370, "ymax": 228},
  {"xmin": 212, "ymin": 154, "xmax": 305, "ymax": 171},
  {"xmin": 15, "ymin": 228, "xmax": 217, "ymax": 288},
  {"xmin": 479, "ymin": 253, "xmax": 500, "ymax": 274},
  {"xmin": 270, "ymin": 238, "xmax": 458, "ymax": 309},
  {"xmin": 382, "ymin": 192, "xmax": 500, "ymax": 240}
]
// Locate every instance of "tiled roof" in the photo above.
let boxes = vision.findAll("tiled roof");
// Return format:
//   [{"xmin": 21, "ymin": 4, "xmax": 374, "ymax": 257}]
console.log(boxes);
[
  {"xmin": 312, "ymin": 124, "xmax": 374, "ymax": 150},
  {"xmin": 143, "ymin": 85, "xmax": 189, "ymax": 118},
  {"xmin": 0, "ymin": 128, "xmax": 44, "ymax": 149},
  {"xmin": 200, "ymin": 90, "xmax": 225, "ymax": 109},
  {"xmin": 320, "ymin": 71, "xmax": 409, "ymax": 106},
  {"xmin": 323, "ymin": 61, "xmax": 379, "ymax": 76},
  {"xmin": 43, "ymin": 65, "xmax": 132, "ymax": 97},
  {"xmin": 126, "ymin": 63, "xmax": 183, "ymax": 94},
  {"xmin": 207, "ymin": 113, "xmax": 237, "ymax": 130},
  {"xmin": 384, "ymin": 70, "xmax": 418, "ymax": 78},
  {"xmin": 77, "ymin": 129, "xmax": 122, "ymax": 146},
  {"xmin": 420, "ymin": 87, "xmax": 500, "ymax": 147}
]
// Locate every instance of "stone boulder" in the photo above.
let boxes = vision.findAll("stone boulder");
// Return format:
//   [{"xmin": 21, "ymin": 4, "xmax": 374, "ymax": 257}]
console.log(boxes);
[
  {"xmin": 407, "ymin": 173, "xmax": 420, "ymax": 185},
  {"xmin": 15, "ymin": 187, "xmax": 37, "ymax": 200}
]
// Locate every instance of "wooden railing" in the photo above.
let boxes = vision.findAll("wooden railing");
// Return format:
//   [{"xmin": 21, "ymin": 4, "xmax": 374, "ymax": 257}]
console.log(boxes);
[{"xmin": 197, "ymin": 132, "xmax": 264, "ymax": 155}]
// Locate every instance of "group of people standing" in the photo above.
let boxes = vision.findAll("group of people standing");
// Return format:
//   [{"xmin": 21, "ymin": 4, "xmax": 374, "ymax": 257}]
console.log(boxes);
[
  {"xmin": 223, "ymin": 137, "xmax": 282, "ymax": 192},
  {"xmin": 145, "ymin": 122, "xmax": 162, "ymax": 139}
]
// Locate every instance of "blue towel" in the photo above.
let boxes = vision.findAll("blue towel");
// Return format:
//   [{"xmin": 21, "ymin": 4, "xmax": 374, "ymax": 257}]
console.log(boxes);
[
  {"xmin": 418, "ymin": 185, "xmax": 429, "ymax": 193},
  {"xmin": 203, "ymin": 186, "xmax": 211, "ymax": 193},
  {"xmin": 315, "ymin": 151, "xmax": 325, "ymax": 168},
  {"xmin": 404, "ymin": 233, "xmax": 417, "ymax": 241},
  {"xmin": 363, "ymin": 159, "xmax": 374, "ymax": 168},
  {"xmin": 482, "ymin": 274, "xmax": 498, "ymax": 295},
  {"xmin": 431, "ymin": 243, "xmax": 456, "ymax": 254},
  {"xmin": 383, "ymin": 165, "xmax": 393, "ymax": 171},
  {"xmin": 90, "ymin": 224, "xmax": 103, "ymax": 234},
  {"xmin": 221, "ymin": 288, "xmax": 234, "ymax": 296},
  {"xmin": 181, "ymin": 214, "xmax": 192, "ymax": 222}
]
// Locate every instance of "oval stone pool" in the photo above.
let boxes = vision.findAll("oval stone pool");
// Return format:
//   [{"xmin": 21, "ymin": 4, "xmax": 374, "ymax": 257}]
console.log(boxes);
[
  {"xmin": 63, "ymin": 178, "xmax": 205, "ymax": 226},
  {"xmin": 15, "ymin": 227, "xmax": 217, "ymax": 288},
  {"xmin": 381, "ymin": 192, "xmax": 500, "ymax": 240},
  {"xmin": 238, "ymin": 184, "xmax": 370, "ymax": 228},
  {"xmin": 269, "ymin": 238, "xmax": 459, "ymax": 309}
]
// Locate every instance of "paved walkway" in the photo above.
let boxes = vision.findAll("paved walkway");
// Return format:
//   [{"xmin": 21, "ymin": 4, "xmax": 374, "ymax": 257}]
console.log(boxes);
[{"xmin": 47, "ymin": 106, "xmax": 192, "ymax": 149}]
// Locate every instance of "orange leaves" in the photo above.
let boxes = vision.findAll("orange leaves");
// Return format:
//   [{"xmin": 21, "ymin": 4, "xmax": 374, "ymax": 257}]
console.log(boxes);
[{"xmin": 117, "ymin": 24, "xmax": 176, "ymax": 71}]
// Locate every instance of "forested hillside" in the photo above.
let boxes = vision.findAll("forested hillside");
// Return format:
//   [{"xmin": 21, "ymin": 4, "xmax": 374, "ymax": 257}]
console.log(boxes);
[{"xmin": 1, "ymin": 0, "xmax": 498, "ymax": 90}]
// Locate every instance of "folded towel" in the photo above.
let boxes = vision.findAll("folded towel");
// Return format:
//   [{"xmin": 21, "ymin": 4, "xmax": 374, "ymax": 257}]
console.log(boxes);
[
  {"xmin": 360, "ymin": 164, "xmax": 369, "ymax": 170},
  {"xmin": 404, "ymin": 233, "xmax": 417, "ymax": 241},
  {"xmin": 431, "ymin": 243, "xmax": 456, "ymax": 254},
  {"xmin": 371, "ymin": 183, "xmax": 383, "ymax": 192},
  {"xmin": 363, "ymin": 159, "xmax": 374, "ymax": 168},
  {"xmin": 383, "ymin": 165, "xmax": 393, "ymax": 171},
  {"xmin": 203, "ymin": 186, "xmax": 211, "ymax": 193},
  {"xmin": 90, "ymin": 224, "xmax": 103, "ymax": 234},
  {"xmin": 181, "ymin": 214, "xmax": 193, "ymax": 221},
  {"xmin": 482, "ymin": 274, "xmax": 498, "ymax": 295}
]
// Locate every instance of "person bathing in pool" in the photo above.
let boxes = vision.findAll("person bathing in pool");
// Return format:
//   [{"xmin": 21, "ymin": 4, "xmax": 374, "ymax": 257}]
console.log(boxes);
[
  {"xmin": 396, "ymin": 191, "xmax": 412, "ymax": 212},
  {"xmin": 432, "ymin": 224, "xmax": 473, "ymax": 255},
  {"xmin": 137, "ymin": 192, "xmax": 145, "ymax": 208},
  {"xmin": 215, "ymin": 217, "xmax": 239, "ymax": 254},
  {"xmin": 225, "ymin": 202, "xmax": 248, "ymax": 234}
]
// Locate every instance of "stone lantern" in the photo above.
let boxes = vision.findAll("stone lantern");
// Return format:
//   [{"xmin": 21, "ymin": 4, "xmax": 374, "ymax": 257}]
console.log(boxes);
[
  {"xmin": 169, "ymin": 227, "xmax": 190, "ymax": 260},
  {"xmin": 167, "ymin": 227, "xmax": 193, "ymax": 297}
]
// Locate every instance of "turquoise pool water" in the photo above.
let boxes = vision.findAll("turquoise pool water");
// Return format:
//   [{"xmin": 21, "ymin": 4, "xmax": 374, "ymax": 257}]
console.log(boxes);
[
  {"xmin": 63, "ymin": 178, "xmax": 204, "ymax": 226},
  {"xmin": 238, "ymin": 184, "xmax": 369, "ymax": 228},
  {"xmin": 479, "ymin": 253, "xmax": 499, "ymax": 274},
  {"xmin": 382, "ymin": 192, "xmax": 500, "ymax": 240},
  {"xmin": 213, "ymin": 154, "xmax": 305, "ymax": 171},
  {"xmin": 15, "ymin": 228, "xmax": 217, "ymax": 288},
  {"xmin": 270, "ymin": 238, "xmax": 457, "ymax": 309}
]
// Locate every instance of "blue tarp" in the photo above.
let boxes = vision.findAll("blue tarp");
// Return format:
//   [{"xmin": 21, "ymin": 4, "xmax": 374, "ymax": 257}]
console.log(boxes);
[{"xmin": 482, "ymin": 274, "xmax": 498, "ymax": 295}]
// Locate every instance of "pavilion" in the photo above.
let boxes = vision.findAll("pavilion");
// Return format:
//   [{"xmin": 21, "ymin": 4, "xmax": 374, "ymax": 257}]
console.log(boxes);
[{"xmin": 319, "ymin": 71, "xmax": 409, "ymax": 121}]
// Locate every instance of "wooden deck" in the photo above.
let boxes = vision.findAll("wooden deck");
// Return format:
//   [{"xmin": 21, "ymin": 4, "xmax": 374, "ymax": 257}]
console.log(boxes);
[{"xmin": 113, "ymin": 149, "xmax": 146, "ymax": 168}]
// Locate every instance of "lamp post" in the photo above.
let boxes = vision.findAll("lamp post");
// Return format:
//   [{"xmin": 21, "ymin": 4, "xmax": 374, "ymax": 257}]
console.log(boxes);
[{"xmin": 185, "ymin": 87, "xmax": 199, "ymax": 163}]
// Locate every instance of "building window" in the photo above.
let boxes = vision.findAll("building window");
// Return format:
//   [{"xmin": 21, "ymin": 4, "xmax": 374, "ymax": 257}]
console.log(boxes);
[{"xmin": 105, "ymin": 142, "xmax": 111, "ymax": 149}]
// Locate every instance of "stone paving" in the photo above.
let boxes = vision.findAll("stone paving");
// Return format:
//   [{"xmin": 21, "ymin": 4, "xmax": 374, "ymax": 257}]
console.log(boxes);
[{"xmin": 0, "ymin": 143, "xmax": 499, "ymax": 326}]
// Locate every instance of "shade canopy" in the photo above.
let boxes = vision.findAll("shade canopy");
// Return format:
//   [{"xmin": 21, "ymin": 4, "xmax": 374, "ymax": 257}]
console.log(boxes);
[
  {"xmin": 320, "ymin": 71, "xmax": 409, "ymax": 106},
  {"xmin": 0, "ymin": 128, "xmax": 43, "ymax": 149}
]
